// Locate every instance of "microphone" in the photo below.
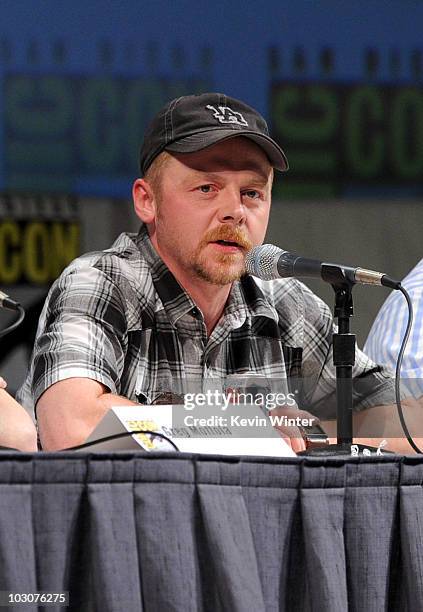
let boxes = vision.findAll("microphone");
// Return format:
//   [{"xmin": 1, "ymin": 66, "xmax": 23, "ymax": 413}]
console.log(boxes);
[
  {"xmin": 245, "ymin": 244, "xmax": 401, "ymax": 290},
  {"xmin": 0, "ymin": 290, "xmax": 21, "ymax": 311}
]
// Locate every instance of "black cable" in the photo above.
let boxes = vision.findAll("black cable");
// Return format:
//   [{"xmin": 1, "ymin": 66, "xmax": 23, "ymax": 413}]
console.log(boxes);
[
  {"xmin": 63, "ymin": 429, "xmax": 180, "ymax": 452},
  {"xmin": 395, "ymin": 285, "xmax": 422, "ymax": 454},
  {"xmin": 0, "ymin": 305, "xmax": 25, "ymax": 339}
]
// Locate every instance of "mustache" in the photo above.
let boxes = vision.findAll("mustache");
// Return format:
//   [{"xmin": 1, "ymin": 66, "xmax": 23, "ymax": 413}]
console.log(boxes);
[{"xmin": 201, "ymin": 226, "xmax": 253, "ymax": 251}]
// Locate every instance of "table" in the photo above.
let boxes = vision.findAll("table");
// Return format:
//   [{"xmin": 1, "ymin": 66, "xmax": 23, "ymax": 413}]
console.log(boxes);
[{"xmin": 0, "ymin": 452, "xmax": 422, "ymax": 611}]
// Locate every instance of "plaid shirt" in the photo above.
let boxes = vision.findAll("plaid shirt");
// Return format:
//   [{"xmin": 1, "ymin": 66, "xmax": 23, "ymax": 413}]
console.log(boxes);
[{"xmin": 18, "ymin": 224, "xmax": 395, "ymax": 419}]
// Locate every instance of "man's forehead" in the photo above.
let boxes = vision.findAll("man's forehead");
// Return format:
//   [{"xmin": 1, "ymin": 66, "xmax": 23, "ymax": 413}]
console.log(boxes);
[
  {"xmin": 183, "ymin": 165, "xmax": 272, "ymax": 184},
  {"xmin": 169, "ymin": 138, "xmax": 272, "ymax": 180}
]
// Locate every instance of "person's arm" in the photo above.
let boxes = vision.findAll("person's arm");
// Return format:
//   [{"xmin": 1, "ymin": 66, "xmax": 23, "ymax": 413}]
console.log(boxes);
[
  {"xmin": 0, "ymin": 378, "xmax": 37, "ymax": 451},
  {"xmin": 321, "ymin": 396, "xmax": 423, "ymax": 454},
  {"xmin": 365, "ymin": 280, "xmax": 423, "ymax": 385},
  {"xmin": 23, "ymin": 262, "xmax": 141, "ymax": 450},
  {"xmin": 37, "ymin": 378, "xmax": 137, "ymax": 451}
]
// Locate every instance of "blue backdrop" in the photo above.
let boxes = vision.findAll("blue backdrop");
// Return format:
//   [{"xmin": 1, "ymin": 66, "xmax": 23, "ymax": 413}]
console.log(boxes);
[{"xmin": 0, "ymin": 0, "xmax": 421, "ymax": 197}]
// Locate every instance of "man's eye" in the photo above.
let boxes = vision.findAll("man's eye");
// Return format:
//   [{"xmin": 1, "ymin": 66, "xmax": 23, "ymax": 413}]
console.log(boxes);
[
  {"xmin": 198, "ymin": 185, "xmax": 213, "ymax": 193},
  {"xmin": 243, "ymin": 190, "xmax": 261, "ymax": 199}
]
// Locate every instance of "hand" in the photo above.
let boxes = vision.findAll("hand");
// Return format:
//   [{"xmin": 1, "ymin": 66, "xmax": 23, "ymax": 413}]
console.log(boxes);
[
  {"xmin": 0, "ymin": 377, "xmax": 7, "ymax": 390},
  {"xmin": 269, "ymin": 405, "xmax": 320, "ymax": 454}
]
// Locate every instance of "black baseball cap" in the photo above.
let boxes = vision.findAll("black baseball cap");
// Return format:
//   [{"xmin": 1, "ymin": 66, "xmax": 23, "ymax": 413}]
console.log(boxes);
[{"xmin": 139, "ymin": 92, "xmax": 289, "ymax": 175}]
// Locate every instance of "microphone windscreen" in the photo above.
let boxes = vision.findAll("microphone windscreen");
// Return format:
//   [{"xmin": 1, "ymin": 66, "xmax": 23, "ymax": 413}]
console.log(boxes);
[{"xmin": 245, "ymin": 244, "xmax": 284, "ymax": 280}]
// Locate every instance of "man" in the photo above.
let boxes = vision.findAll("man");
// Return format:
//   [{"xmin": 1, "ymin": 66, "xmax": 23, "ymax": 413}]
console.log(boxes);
[
  {"xmin": 18, "ymin": 93, "xmax": 421, "ymax": 452},
  {"xmin": 365, "ymin": 258, "xmax": 423, "ymax": 398}
]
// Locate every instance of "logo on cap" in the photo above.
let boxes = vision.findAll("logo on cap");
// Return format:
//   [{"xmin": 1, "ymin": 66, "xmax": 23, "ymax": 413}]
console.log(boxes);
[{"xmin": 206, "ymin": 105, "xmax": 248, "ymax": 127}]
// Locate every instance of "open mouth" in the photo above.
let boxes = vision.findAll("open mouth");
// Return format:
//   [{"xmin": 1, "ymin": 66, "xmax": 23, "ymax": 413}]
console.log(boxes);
[{"xmin": 212, "ymin": 240, "xmax": 243, "ymax": 248}]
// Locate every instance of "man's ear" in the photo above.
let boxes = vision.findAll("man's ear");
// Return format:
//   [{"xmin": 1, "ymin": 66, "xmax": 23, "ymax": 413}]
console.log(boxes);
[{"xmin": 133, "ymin": 178, "xmax": 157, "ymax": 223}]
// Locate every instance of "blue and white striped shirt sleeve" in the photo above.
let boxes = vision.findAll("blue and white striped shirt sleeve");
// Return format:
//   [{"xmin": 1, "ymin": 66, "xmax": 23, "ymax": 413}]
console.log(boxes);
[{"xmin": 364, "ymin": 259, "xmax": 423, "ymax": 397}]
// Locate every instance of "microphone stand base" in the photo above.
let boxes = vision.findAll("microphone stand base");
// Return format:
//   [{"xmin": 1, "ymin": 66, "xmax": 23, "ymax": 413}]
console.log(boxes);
[{"xmin": 297, "ymin": 443, "xmax": 393, "ymax": 457}]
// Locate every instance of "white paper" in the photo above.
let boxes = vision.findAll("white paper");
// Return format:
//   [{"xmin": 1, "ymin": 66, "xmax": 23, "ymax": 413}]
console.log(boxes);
[{"xmin": 110, "ymin": 404, "xmax": 296, "ymax": 457}]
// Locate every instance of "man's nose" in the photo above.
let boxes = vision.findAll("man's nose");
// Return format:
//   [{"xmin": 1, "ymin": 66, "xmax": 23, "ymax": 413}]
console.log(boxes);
[{"xmin": 217, "ymin": 189, "xmax": 246, "ymax": 224}]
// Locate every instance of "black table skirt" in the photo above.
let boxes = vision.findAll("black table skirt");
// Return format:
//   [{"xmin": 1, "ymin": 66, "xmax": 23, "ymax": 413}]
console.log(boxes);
[{"xmin": 0, "ymin": 452, "xmax": 422, "ymax": 611}]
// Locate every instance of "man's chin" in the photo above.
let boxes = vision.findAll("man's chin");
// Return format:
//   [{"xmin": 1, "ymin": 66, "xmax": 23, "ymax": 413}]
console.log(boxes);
[{"xmin": 193, "ymin": 261, "xmax": 245, "ymax": 286}]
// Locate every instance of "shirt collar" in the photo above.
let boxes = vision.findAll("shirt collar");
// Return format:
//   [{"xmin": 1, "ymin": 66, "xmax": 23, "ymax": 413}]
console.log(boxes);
[
  {"xmin": 237, "ymin": 275, "xmax": 279, "ymax": 323},
  {"xmin": 135, "ymin": 225, "xmax": 198, "ymax": 326}
]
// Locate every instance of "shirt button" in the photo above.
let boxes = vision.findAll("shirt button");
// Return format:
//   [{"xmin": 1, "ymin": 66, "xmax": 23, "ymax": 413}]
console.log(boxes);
[{"xmin": 192, "ymin": 307, "xmax": 200, "ymax": 317}]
